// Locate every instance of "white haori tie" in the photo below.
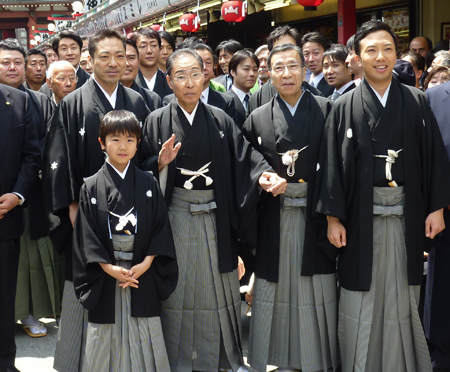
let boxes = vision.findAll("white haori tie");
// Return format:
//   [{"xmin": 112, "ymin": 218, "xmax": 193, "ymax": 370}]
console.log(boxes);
[
  {"xmin": 109, "ymin": 207, "xmax": 136, "ymax": 231},
  {"xmin": 374, "ymin": 149, "xmax": 403, "ymax": 181},
  {"xmin": 177, "ymin": 162, "xmax": 213, "ymax": 190},
  {"xmin": 278, "ymin": 145, "xmax": 309, "ymax": 177}
]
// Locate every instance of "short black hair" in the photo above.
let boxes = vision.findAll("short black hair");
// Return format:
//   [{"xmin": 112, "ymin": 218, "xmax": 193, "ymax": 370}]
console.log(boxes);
[
  {"xmin": 41, "ymin": 44, "xmax": 53, "ymax": 52},
  {"xmin": 125, "ymin": 38, "xmax": 139, "ymax": 57},
  {"xmin": 267, "ymin": 26, "xmax": 302, "ymax": 51},
  {"xmin": 301, "ymin": 32, "xmax": 331, "ymax": 51},
  {"xmin": 433, "ymin": 39, "xmax": 450, "ymax": 53},
  {"xmin": 52, "ymin": 31, "xmax": 83, "ymax": 56},
  {"xmin": 401, "ymin": 51, "xmax": 425, "ymax": 72},
  {"xmin": 268, "ymin": 44, "xmax": 305, "ymax": 69},
  {"xmin": 192, "ymin": 43, "xmax": 215, "ymax": 60},
  {"xmin": 159, "ymin": 30, "xmax": 176, "ymax": 52},
  {"xmin": 130, "ymin": 28, "xmax": 161, "ymax": 48},
  {"xmin": 0, "ymin": 38, "xmax": 26, "ymax": 59},
  {"xmin": 166, "ymin": 48, "xmax": 203, "ymax": 77},
  {"xmin": 322, "ymin": 44, "xmax": 348, "ymax": 65},
  {"xmin": 89, "ymin": 29, "xmax": 126, "ymax": 60},
  {"xmin": 25, "ymin": 48, "xmax": 47, "ymax": 66},
  {"xmin": 354, "ymin": 19, "xmax": 397, "ymax": 56},
  {"xmin": 346, "ymin": 34, "xmax": 356, "ymax": 51},
  {"xmin": 99, "ymin": 110, "xmax": 141, "ymax": 144},
  {"xmin": 215, "ymin": 39, "xmax": 243, "ymax": 56},
  {"xmin": 229, "ymin": 49, "xmax": 259, "ymax": 74}
]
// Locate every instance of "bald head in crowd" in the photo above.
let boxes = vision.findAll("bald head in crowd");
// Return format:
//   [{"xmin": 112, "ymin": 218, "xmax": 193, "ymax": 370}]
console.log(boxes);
[
  {"xmin": 46, "ymin": 60, "xmax": 77, "ymax": 105},
  {"xmin": 410, "ymin": 36, "xmax": 432, "ymax": 58}
]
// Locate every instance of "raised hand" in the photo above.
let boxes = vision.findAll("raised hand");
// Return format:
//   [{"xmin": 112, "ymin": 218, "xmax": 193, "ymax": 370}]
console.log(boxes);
[{"xmin": 158, "ymin": 134, "xmax": 181, "ymax": 171}]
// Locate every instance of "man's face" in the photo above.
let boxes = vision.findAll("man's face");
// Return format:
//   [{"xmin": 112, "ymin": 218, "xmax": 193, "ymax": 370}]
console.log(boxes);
[
  {"xmin": 92, "ymin": 37, "xmax": 126, "ymax": 89},
  {"xmin": 219, "ymin": 49, "xmax": 233, "ymax": 74},
  {"xmin": 47, "ymin": 64, "xmax": 77, "ymax": 101},
  {"xmin": 136, "ymin": 35, "xmax": 160, "ymax": 69},
  {"xmin": 323, "ymin": 55, "xmax": 352, "ymax": 89},
  {"xmin": 345, "ymin": 47, "xmax": 362, "ymax": 76},
  {"xmin": 357, "ymin": 30, "xmax": 396, "ymax": 87},
  {"xmin": 79, "ymin": 50, "xmax": 93, "ymax": 74},
  {"xmin": 302, "ymin": 41, "xmax": 325, "ymax": 74},
  {"xmin": 45, "ymin": 49, "xmax": 58, "ymax": 67},
  {"xmin": 167, "ymin": 54, "xmax": 203, "ymax": 111},
  {"xmin": 57, "ymin": 37, "xmax": 81, "ymax": 67},
  {"xmin": 410, "ymin": 37, "xmax": 429, "ymax": 58},
  {"xmin": 257, "ymin": 49, "xmax": 270, "ymax": 82},
  {"xmin": 121, "ymin": 44, "xmax": 140, "ymax": 84},
  {"xmin": 0, "ymin": 50, "xmax": 25, "ymax": 88},
  {"xmin": 196, "ymin": 49, "xmax": 214, "ymax": 88},
  {"xmin": 270, "ymin": 50, "xmax": 304, "ymax": 101},
  {"xmin": 25, "ymin": 54, "xmax": 47, "ymax": 85},
  {"xmin": 159, "ymin": 38, "xmax": 174, "ymax": 68},
  {"xmin": 231, "ymin": 57, "xmax": 258, "ymax": 93}
]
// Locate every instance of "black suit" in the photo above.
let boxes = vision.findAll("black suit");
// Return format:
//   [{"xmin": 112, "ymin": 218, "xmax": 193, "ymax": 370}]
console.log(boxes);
[
  {"xmin": 134, "ymin": 68, "xmax": 173, "ymax": 99},
  {"xmin": 212, "ymin": 74, "xmax": 231, "ymax": 91},
  {"xmin": 226, "ymin": 88, "xmax": 247, "ymax": 128},
  {"xmin": 0, "ymin": 84, "xmax": 40, "ymax": 370},
  {"xmin": 39, "ymin": 67, "xmax": 90, "ymax": 98},
  {"xmin": 162, "ymin": 87, "xmax": 240, "ymax": 127},
  {"xmin": 315, "ymin": 76, "xmax": 334, "ymax": 97},
  {"xmin": 424, "ymin": 81, "xmax": 450, "ymax": 369},
  {"xmin": 327, "ymin": 82, "xmax": 356, "ymax": 101}
]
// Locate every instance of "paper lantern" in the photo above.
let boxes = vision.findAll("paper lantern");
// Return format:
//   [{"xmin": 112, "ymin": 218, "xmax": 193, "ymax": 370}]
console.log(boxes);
[
  {"xmin": 296, "ymin": 0, "xmax": 324, "ymax": 10},
  {"xmin": 150, "ymin": 24, "xmax": 165, "ymax": 31},
  {"xmin": 221, "ymin": 1, "xmax": 247, "ymax": 23},
  {"xmin": 179, "ymin": 12, "xmax": 200, "ymax": 33}
]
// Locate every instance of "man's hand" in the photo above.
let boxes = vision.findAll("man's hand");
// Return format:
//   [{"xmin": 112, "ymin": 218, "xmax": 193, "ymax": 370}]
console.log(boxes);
[
  {"xmin": 130, "ymin": 256, "xmax": 154, "ymax": 281},
  {"xmin": 238, "ymin": 256, "xmax": 245, "ymax": 280},
  {"xmin": 327, "ymin": 216, "xmax": 347, "ymax": 248},
  {"xmin": 425, "ymin": 208, "xmax": 445, "ymax": 239},
  {"xmin": 69, "ymin": 201, "xmax": 79, "ymax": 228},
  {"xmin": 99, "ymin": 263, "xmax": 139, "ymax": 289},
  {"xmin": 0, "ymin": 193, "xmax": 20, "ymax": 220},
  {"xmin": 158, "ymin": 134, "xmax": 181, "ymax": 171},
  {"xmin": 259, "ymin": 172, "xmax": 287, "ymax": 197}
]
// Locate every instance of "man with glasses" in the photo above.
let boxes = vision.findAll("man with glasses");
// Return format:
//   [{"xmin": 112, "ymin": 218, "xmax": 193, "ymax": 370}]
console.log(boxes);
[
  {"xmin": 130, "ymin": 28, "xmax": 173, "ymax": 99},
  {"xmin": 43, "ymin": 29, "xmax": 150, "ymax": 372},
  {"xmin": 141, "ymin": 48, "xmax": 287, "ymax": 372},
  {"xmin": 241, "ymin": 43, "xmax": 337, "ymax": 372},
  {"xmin": 46, "ymin": 61, "xmax": 78, "ymax": 107}
]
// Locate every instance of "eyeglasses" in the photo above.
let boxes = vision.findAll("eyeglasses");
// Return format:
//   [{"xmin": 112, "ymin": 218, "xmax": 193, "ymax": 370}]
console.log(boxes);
[
  {"xmin": 53, "ymin": 76, "xmax": 78, "ymax": 83},
  {"xmin": 272, "ymin": 63, "xmax": 302, "ymax": 74},
  {"xmin": 171, "ymin": 72, "xmax": 203, "ymax": 84}
]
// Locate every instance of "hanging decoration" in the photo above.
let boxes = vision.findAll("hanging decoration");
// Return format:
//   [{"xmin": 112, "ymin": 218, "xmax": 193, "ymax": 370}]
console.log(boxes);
[
  {"xmin": 221, "ymin": 0, "xmax": 247, "ymax": 23},
  {"xmin": 296, "ymin": 0, "xmax": 324, "ymax": 11},
  {"xmin": 180, "ymin": 0, "xmax": 201, "ymax": 33},
  {"xmin": 150, "ymin": 23, "xmax": 165, "ymax": 31}
]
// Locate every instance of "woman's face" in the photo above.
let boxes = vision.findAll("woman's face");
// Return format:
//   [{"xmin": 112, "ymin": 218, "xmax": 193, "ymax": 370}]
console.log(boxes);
[{"xmin": 428, "ymin": 71, "xmax": 450, "ymax": 89}]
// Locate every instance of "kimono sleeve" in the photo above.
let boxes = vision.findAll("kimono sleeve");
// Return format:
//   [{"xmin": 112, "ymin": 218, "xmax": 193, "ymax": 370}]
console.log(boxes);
[
  {"xmin": 140, "ymin": 112, "xmax": 162, "ymax": 176},
  {"xmin": 73, "ymin": 183, "xmax": 111, "ymax": 311}
]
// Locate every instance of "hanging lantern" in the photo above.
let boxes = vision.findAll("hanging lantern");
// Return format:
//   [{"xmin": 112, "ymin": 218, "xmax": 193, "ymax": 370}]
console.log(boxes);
[
  {"xmin": 179, "ymin": 12, "xmax": 200, "ymax": 33},
  {"xmin": 221, "ymin": 1, "xmax": 247, "ymax": 23},
  {"xmin": 150, "ymin": 24, "xmax": 165, "ymax": 31},
  {"xmin": 296, "ymin": 0, "xmax": 324, "ymax": 11}
]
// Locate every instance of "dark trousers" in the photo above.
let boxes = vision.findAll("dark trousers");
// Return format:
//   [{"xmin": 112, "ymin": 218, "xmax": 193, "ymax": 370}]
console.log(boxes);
[{"xmin": 0, "ymin": 239, "xmax": 20, "ymax": 369}]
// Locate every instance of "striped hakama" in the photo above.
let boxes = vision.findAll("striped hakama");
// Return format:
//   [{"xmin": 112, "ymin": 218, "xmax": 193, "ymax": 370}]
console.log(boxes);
[
  {"xmin": 82, "ymin": 235, "xmax": 170, "ymax": 372},
  {"xmin": 162, "ymin": 187, "xmax": 244, "ymax": 372},
  {"xmin": 15, "ymin": 209, "xmax": 65, "ymax": 321},
  {"xmin": 339, "ymin": 187, "xmax": 432, "ymax": 372},
  {"xmin": 248, "ymin": 183, "xmax": 338, "ymax": 372}
]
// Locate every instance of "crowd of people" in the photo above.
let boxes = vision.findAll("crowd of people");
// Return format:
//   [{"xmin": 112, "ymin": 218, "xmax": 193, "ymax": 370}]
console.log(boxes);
[{"xmin": 1, "ymin": 17, "xmax": 450, "ymax": 372}]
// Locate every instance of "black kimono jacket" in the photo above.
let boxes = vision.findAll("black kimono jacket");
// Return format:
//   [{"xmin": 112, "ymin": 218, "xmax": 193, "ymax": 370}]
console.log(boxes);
[
  {"xmin": 43, "ymin": 80, "xmax": 150, "ymax": 279},
  {"xmin": 129, "ymin": 81, "xmax": 162, "ymax": 112},
  {"xmin": 134, "ymin": 69, "xmax": 173, "ymax": 99},
  {"xmin": 317, "ymin": 78, "xmax": 450, "ymax": 291},
  {"xmin": 241, "ymin": 93, "xmax": 336, "ymax": 282},
  {"xmin": 73, "ymin": 163, "xmax": 178, "ymax": 324},
  {"xmin": 247, "ymin": 80, "xmax": 323, "ymax": 115},
  {"xmin": 141, "ymin": 99, "xmax": 274, "ymax": 273}
]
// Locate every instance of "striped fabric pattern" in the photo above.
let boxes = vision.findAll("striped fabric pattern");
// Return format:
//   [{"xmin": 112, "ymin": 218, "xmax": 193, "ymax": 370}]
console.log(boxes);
[
  {"xmin": 248, "ymin": 183, "xmax": 338, "ymax": 372},
  {"xmin": 162, "ymin": 187, "xmax": 243, "ymax": 372},
  {"xmin": 54, "ymin": 280, "xmax": 88, "ymax": 372},
  {"xmin": 338, "ymin": 187, "xmax": 432, "ymax": 372}
]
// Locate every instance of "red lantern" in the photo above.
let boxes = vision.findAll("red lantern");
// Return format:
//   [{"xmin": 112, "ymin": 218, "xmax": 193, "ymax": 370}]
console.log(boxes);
[
  {"xmin": 221, "ymin": 1, "xmax": 247, "ymax": 23},
  {"xmin": 179, "ymin": 12, "xmax": 201, "ymax": 33},
  {"xmin": 296, "ymin": 0, "xmax": 324, "ymax": 10},
  {"xmin": 150, "ymin": 24, "xmax": 165, "ymax": 31}
]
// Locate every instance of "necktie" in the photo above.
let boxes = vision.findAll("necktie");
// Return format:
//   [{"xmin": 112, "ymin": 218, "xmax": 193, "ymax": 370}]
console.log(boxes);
[
  {"xmin": 201, "ymin": 94, "xmax": 207, "ymax": 104},
  {"xmin": 331, "ymin": 91, "xmax": 341, "ymax": 102},
  {"xmin": 227, "ymin": 75, "xmax": 233, "ymax": 91},
  {"xmin": 243, "ymin": 94, "xmax": 250, "ymax": 110}
]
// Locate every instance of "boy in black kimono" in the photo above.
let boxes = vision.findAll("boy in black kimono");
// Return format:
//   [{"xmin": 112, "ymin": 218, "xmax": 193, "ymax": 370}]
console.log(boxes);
[
  {"xmin": 73, "ymin": 110, "xmax": 177, "ymax": 372},
  {"xmin": 317, "ymin": 20, "xmax": 450, "ymax": 372}
]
